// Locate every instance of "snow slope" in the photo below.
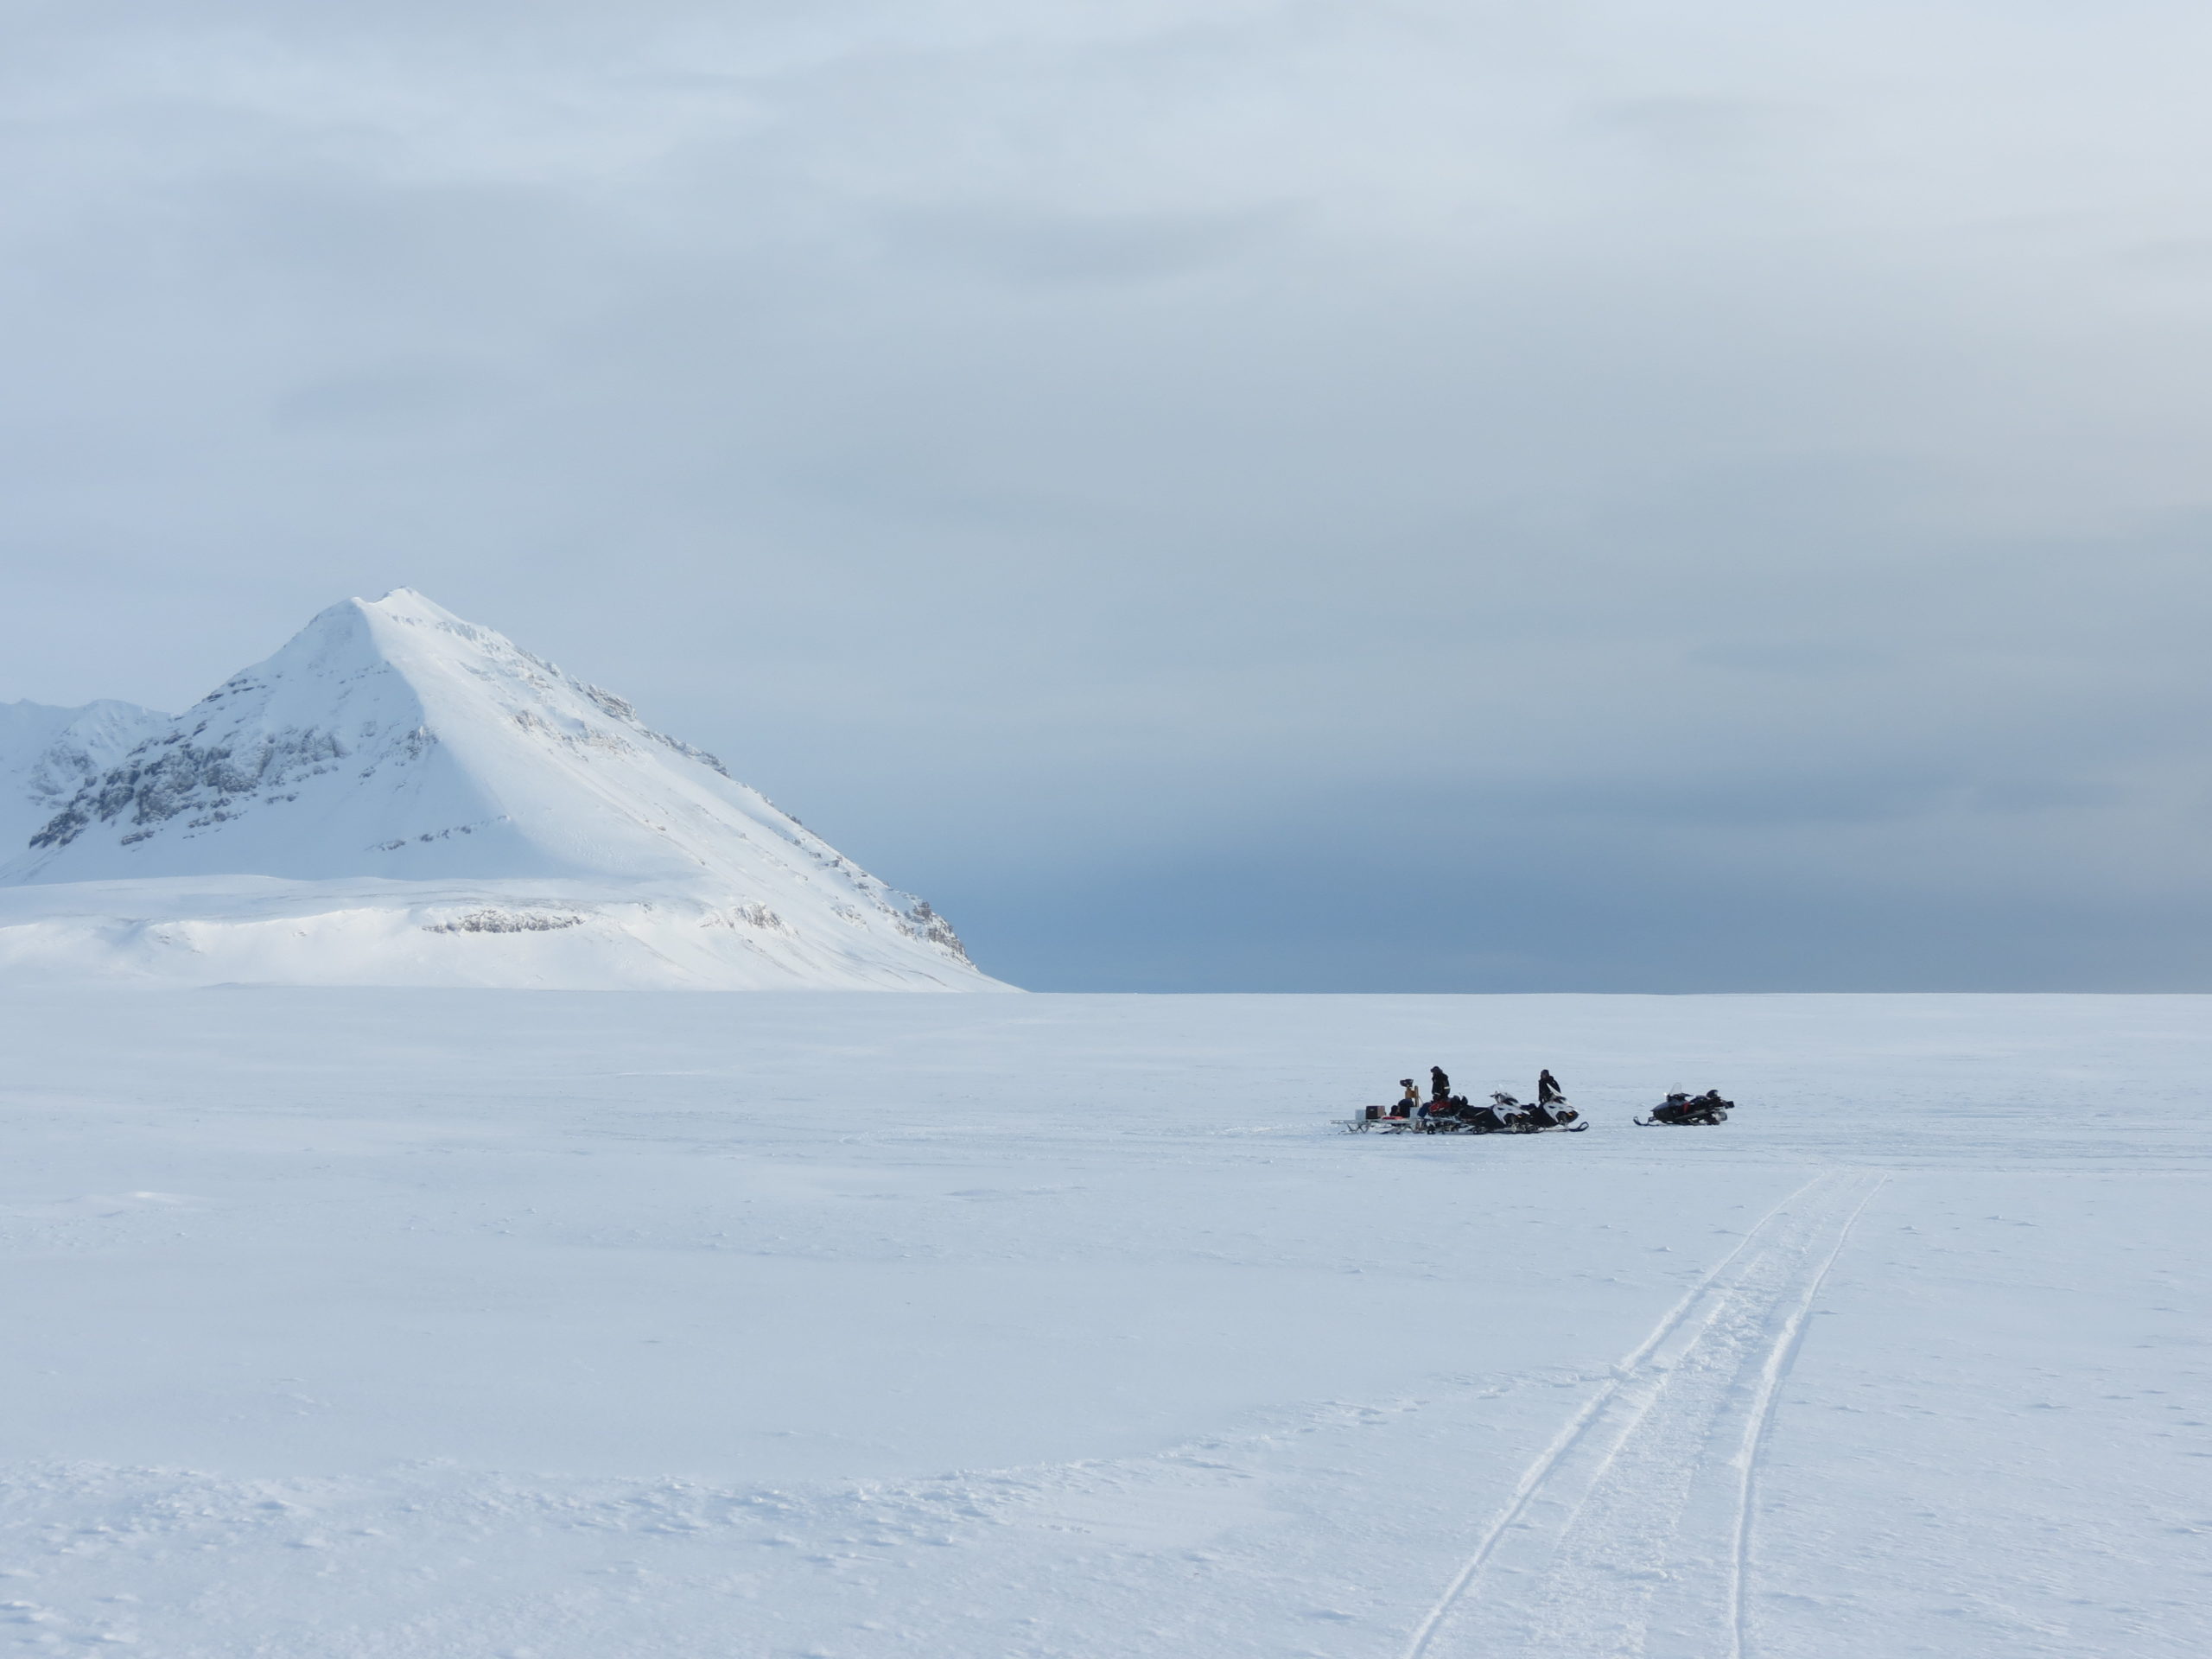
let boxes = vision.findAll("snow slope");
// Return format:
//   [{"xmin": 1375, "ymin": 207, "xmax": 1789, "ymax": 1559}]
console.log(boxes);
[
  {"xmin": 0, "ymin": 698, "xmax": 168, "ymax": 852},
  {"xmin": 0, "ymin": 991, "xmax": 2203, "ymax": 1658},
  {"xmin": 0, "ymin": 591, "xmax": 1005, "ymax": 988}
]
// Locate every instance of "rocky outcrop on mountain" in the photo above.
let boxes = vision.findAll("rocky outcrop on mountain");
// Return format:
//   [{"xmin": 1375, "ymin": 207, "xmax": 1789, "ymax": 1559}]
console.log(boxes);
[{"xmin": 0, "ymin": 699, "xmax": 170, "ymax": 853}]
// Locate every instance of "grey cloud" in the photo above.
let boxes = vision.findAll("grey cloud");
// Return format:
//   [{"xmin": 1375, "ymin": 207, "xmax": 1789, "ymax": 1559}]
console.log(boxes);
[
  {"xmin": 880, "ymin": 200, "xmax": 1302, "ymax": 286},
  {"xmin": 2, "ymin": 2, "xmax": 2210, "ymax": 986},
  {"xmin": 273, "ymin": 359, "xmax": 510, "ymax": 430},
  {"xmin": 1683, "ymin": 641, "xmax": 1895, "ymax": 676},
  {"xmin": 1589, "ymin": 95, "xmax": 1820, "ymax": 158}
]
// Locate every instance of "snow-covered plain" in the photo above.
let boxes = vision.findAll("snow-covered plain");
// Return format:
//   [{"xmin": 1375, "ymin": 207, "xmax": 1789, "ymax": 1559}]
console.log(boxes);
[{"xmin": 3, "ymin": 990, "xmax": 2206, "ymax": 1658}]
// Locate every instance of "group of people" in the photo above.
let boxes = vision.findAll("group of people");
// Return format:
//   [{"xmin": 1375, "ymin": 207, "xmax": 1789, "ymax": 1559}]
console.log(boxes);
[
  {"xmin": 1363, "ymin": 1068, "xmax": 1736, "ymax": 1130},
  {"xmin": 1382, "ymin": 1065, "xmax": 1575, "ymax": 1130}
]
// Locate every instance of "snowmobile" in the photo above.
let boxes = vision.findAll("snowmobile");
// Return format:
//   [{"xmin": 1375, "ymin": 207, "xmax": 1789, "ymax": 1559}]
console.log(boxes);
[
  {"xmin": 1635, "ymin": 1090, "xmax": 1732, "ymax": 1127},
  {"xmin": 1341, "ymin": 1093, "xmax": 1586, "ymax": 1134},
  {"xmin": 1475, "ymin": 1091, "xmax": 1586, "ymax": 1133}
]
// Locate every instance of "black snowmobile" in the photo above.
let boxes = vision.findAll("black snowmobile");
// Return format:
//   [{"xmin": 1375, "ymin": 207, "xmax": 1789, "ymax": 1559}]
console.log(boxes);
[{"xmin": 1635, "ymin": 1090, "xmax": 1732, "ymax": 1127}]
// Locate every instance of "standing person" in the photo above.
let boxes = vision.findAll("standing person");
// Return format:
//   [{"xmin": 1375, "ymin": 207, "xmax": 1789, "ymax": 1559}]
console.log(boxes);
[
  {"xmin": 1537, "ymin": 1069, "xmax": 1564, "ymax": 1106},
  {"xmin": 1429, "ymin": 1065, "xmax": 1451, "ymax": 1103}
]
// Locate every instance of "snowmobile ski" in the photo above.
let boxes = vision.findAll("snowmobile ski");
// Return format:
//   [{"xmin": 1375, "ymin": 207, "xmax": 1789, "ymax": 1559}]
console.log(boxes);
[{"xmin": 1339, "ymin": 1112, "xmax": 1588, "ymax": 1135}]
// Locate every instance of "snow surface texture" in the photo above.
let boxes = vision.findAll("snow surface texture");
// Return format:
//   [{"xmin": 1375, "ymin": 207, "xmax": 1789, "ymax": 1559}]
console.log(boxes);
[
  {"xmin": 2, "ymin": 990, "xmax": 2204, "ymax": 1658},
  {"xmin": 0, "ymin": 591, "xmax": 1002, "ymax": 989}
]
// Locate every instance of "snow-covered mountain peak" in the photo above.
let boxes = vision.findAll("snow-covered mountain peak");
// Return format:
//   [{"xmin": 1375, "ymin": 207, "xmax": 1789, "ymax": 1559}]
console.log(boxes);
[
  {"xmin": 0, "ymin": 593, "xmax": 1005, "ymax": 989},
  {"xmin": 14, "ymin": 590, "xmax": 768, "ymax": 885}
]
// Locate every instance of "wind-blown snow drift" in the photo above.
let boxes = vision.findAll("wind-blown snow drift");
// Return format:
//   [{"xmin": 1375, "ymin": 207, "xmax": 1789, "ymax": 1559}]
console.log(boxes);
[{"xmin": 0, "ymin": 590, "xmax": 1010, "ymax": 989}]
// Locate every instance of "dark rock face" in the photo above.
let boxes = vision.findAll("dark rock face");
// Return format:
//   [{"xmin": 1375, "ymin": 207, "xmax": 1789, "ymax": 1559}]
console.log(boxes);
[
  {"xmin": 423, "ymin": 910, "xmax": 584, "ymax": 934},
  {"xmin": 898, "ymin": 899, "xmax": 971, "ymax": 963},
  {"xmin": 32, "ymin": 728, "xmax": 360, "ymax": 850}
]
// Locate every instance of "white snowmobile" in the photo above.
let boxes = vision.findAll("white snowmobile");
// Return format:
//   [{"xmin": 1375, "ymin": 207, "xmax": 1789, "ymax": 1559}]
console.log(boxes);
[
  {"xmin": 1474, "ymin": 1090, "xmax": 1586, "ymax": 1133},
  {"xmin": 1341, "ymin": 1091, "xmax": 1586, "ymax": 1134}
]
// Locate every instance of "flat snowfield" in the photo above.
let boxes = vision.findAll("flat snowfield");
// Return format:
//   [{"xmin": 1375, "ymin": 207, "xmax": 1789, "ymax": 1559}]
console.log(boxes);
[{"xmin": 2, "ymin": 993, "xmax": 2206, "ymax": 1658}]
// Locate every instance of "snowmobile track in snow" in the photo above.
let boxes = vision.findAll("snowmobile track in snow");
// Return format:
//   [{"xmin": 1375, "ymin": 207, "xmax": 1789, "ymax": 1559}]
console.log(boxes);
[{"xmin": 1403, "ymin": 1167, "xmax": 1887, "ymax": 1659}]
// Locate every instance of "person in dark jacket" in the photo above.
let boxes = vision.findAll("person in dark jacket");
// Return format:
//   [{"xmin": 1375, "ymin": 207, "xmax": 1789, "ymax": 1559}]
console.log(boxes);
[
  {"xmin": 1537, "ymin": 1069, "xmax": 1564, "ymax": 1105},
  {"xmin": 1429, "ymin": 1065, "xmax": 1451, "ymax": 1103}
]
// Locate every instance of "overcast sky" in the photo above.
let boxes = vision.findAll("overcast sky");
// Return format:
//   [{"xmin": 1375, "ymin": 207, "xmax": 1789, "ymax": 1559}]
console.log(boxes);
[{"xmin": 2, "ymin": 1, "xmax": 2209, "ymax": 989}]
